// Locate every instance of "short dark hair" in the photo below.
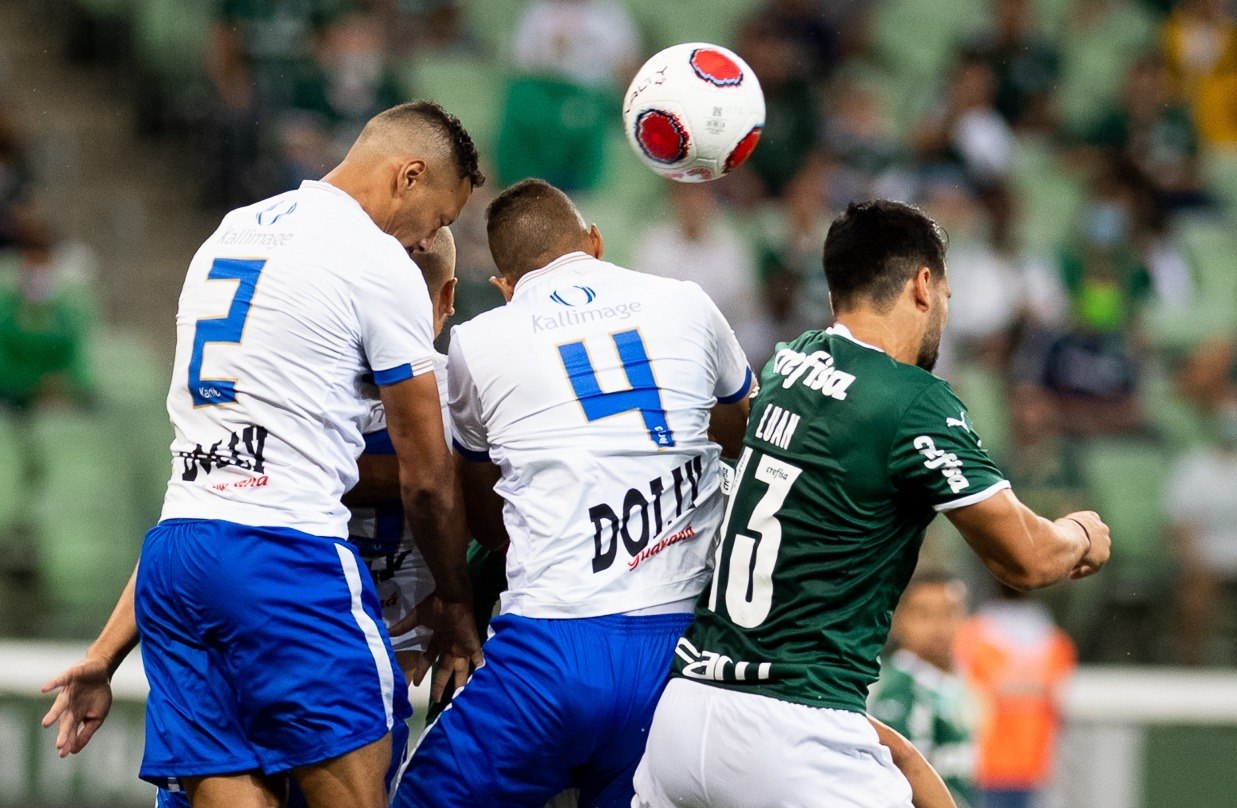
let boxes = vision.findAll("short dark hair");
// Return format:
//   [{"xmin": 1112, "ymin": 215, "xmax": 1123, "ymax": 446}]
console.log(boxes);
[
  {"xmin": 485, "ymin": 178, "xmax": 586, "ymax": 276},
  {"xmin": 823, "ymin": 200, "xmax": 946, "ymax": 313},
  {"xmin": 371, "ymin": 100, "xmax": 485, "ymax": 188}
]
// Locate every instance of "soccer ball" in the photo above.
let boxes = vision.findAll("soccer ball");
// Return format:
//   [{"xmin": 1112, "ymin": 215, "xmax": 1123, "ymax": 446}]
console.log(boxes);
[{"xmin": 622, "ymin": 43, "xmax": 765, "ymax": 183}]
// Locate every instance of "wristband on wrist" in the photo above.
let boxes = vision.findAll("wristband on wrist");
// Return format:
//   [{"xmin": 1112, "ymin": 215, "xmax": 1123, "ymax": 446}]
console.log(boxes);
[{"xmin": 1067, "ymin": 517, "xmax": 1092, "ymax": 552}]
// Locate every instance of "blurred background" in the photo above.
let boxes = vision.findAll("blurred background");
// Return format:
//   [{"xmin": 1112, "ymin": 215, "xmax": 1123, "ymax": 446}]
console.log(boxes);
[{"xmin": 0, "ymin": 0, "xmax": 1234, "ymax": 806}]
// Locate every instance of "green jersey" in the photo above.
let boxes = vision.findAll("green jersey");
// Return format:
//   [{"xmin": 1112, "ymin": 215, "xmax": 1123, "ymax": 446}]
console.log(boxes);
[
  {"xmin": 870, "ymin": 650, "xmax": 979, "ymax": 808},
  {"xmin": 674, "ymin": 325, "xmax": 1007, "ymax": 712}
]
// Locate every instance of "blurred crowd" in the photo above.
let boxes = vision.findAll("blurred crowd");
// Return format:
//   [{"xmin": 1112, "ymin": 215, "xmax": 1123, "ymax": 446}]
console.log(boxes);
[{"xmin": 8, "ymin": 0, "xmax": 1237, "ymax": 667}]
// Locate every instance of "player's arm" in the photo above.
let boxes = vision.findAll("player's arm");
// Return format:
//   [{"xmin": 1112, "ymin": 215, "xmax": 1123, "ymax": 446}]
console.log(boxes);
[
  {"xmin": 41, "ymin": 562, "xmax": 140, "ymax": 756},
  {"xmin": 891, "ymin": 382, "xmax": 1110, "ymax": 591},
  {"xmin": 379, "ymin": 374, "xmax": 482, "ymax": 697},
  {"xmin": 946, "ymin": 490, "xmax": 1109, "ymax": 590},
  {"xmin": 700, "ymin": 284, "xmax": 754, "ymax": 460},
  {"xmin": 343, "ymin": 452, "xmax": 400, "ymax": 505},
  {"xmin": 869, "ymin": 716, "xmax": 958, "ymax": 808},
  {"xmin": 709, "ymin": 394, "xmax": 751, "ymax": 460},
  {"xmin": 456, "ymin": 455, "xmax": 509, "ymax": 552}
]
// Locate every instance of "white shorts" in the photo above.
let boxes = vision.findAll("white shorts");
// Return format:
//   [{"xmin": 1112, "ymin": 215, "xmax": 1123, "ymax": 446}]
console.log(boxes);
[
  {"xmin": 632, "ymin": 679, "xmax": 913, "ymax": 808},
  {"xmin": 365, "ymin": 546, "xmax": 435, "ymax": 654}
]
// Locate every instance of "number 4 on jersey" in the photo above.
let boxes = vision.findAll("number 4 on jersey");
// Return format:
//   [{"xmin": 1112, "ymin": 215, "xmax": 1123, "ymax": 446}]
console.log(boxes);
[
  {"xmin": 558, "ymin": 329, "xmax": 675, "ymax": 448},
  {"xmin": 188, "ymin": 258, "xmax": 266, "ymax": 406},
  {"xmin": 708, "ymin": 448, "xmax": 803, "ymax": 627}
]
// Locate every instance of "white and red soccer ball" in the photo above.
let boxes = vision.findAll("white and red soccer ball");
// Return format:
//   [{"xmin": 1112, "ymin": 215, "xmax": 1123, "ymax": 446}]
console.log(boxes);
[{"xmin": 622, "ymin": 43, "xmax": 765, "ymax": 183}]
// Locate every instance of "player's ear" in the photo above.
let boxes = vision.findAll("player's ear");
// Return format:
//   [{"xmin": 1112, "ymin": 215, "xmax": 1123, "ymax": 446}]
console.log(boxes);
[
  {"xmin": 399, "ymin": 158, "xmax": 427, "ymax": 192},
  {"xmin": 440, "ymin": 277, "xmax": 457, "ymax": 320},
  {"xmin": 587, "ymin": 224, "xmax": 604, "ymax": 259},
  {"xmin": 911, "ymin": 266, "xmax": 933, "ymax": 312}
]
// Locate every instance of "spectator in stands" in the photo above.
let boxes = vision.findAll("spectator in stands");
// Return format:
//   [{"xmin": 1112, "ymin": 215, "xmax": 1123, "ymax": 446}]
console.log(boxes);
[
  {"xmin": 0, "ymin": 111, "xmax": 32, "ymax": 251},
  {"xmin": 998, "ymin": 385, "xmax": 1087, "ymax": 519},
  {"xmin": 912, "ymin": 54, "xmax": 1015, "ymax": 197},
  {"xmin": 956, "ymin": 585, "xmax": 1077, "ymax": 808},
  {"xmin": 280, "ymin": 10, "xmax": 404, "ymax": 185},
  {"xmin": 921, "ymin": 179, "xmax": 1067, "ymax": 371},
  {"xmin": 744, "ymin": 0, "xmax": 842, "ymax": 81},
  {"xmin": 205, "ymin": 0, "xmax": 344, "ymax": 206},
  {"xmin": 512, "ymin": 0, "xmax": 640, "ymax": 90},
  {"xmin": 497, "ymin": 0, "xmax": 639, "ymax": 190},
  {"xmin": 0, "ymin": 215, "xmax": 92, "ymax": 412},
  {"xmin": 633, "ymin": 183, "xmax": 765, "ymax": 363},
  {"xmin": 729, "ymin": 18, "xmax": 823, "ymax": 203},
  {"xmin": 871, "ymin": 570, "xmax": 979, "ymax": 808},
  {"xmin": 819, "ymin": 73, "xmax": 913, "ymax": 205},
  {"xmin": 1167, "ymin": 338, "xmax": 1237, "ymax": 665},
  {"xmin": 966, "ymin": 0, "xmax": 1061, "ymax": 131},
  {"xmin": 1085, "ymin": 55, "xmax": 1211, "ymax": 212},
  {"xmin": 1161, "ymin": 0, "xmax": 1237, "ymax": 146}
]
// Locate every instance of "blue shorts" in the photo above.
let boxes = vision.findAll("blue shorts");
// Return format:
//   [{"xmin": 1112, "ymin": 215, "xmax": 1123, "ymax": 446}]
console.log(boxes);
[
  {"xmin": 136, "ymin": 518, "xmax": 412, "ymax": 785},
  {"xmin": 394, "ymin": 610, "xmax": 693, "ymax": 808}
]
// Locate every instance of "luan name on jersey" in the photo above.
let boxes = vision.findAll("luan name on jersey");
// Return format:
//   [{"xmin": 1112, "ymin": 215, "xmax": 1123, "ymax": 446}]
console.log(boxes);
[{"xmin": 675, "ymin": 323, "xmax": 1009, "ymax": 713}]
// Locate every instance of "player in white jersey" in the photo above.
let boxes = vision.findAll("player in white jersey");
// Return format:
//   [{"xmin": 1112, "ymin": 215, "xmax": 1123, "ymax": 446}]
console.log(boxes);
[
  {"xmin": 393, "ymin": 179, "xmax": 754, "ymax": 808},
  {"xmin": 40, "ymin": 101, "xmax": 485, "ymax": 808}
]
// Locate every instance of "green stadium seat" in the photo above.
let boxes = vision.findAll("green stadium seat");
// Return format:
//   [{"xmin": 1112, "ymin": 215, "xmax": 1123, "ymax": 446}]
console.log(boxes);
[
  {"xmin": 131, "ymin": 0, "xmax": 212, "ymax": 84},
  {"xmin": 1078, "ymin": 437, "xmax": 1171, "ymax": 591},
  {"xmin": 1055, "ymin": 3, "xmax": 1155, "ymax": 132},
  {"xmin": 1202, "ymin": 146, "xmax": 1237, "ymax": 220},
  {"xmin": 1010, "ymin": 140, "xmax": 1086, "ymax": 256}
]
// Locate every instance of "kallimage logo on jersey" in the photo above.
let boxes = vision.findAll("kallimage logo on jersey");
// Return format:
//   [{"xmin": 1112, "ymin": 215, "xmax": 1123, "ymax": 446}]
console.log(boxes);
[
  {"xmin": 690, "ymin": 48, "xmax": 744, "ymax": 87},
  {"xmin": 550, "ymin": 285, "xmax": 598, "ymax": 307},
  {"xmin": 256, "ymin": 199, "xmax": 297, "ymax": 226},
  {"xmin": 634, "ymin": 110, "xmax": 690, "ymax": 165}
]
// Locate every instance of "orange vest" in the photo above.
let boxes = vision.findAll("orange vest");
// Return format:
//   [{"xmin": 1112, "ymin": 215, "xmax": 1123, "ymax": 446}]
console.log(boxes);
[{"xmin": 954, "ymin": 611, "xmax": 1076, "ymax": 789}]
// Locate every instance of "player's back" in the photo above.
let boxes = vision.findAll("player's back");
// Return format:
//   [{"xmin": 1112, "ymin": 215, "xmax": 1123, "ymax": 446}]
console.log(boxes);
[
  {"xmin": 677, "ymin": 324, "xmax": 1007, "ymax": 713},
  {"xmin": 162, "ymin": 180, "xmax": 435, "ymax": 537},
  {"xmin": 449, "ymin": 252, "xmax": 752, "ymax": 618}
]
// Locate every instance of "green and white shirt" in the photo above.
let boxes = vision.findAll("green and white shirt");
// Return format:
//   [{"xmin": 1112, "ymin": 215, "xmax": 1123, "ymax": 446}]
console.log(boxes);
[
  {"xmin": 871, "ymin": 650, "xmax": 979, "ymax": 808},
  {"xmin": 675, "ymin": 324, "xmax": 1008, "ymax": 713}
]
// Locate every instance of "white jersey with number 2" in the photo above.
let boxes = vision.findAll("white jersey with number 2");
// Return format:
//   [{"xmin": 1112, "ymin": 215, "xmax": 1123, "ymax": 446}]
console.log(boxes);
[
  {"xmin": 449, "ymin": 252, "xmax": 752, "ymax": 619},
  {"xmin": 160, "ymin": 180, "xmax": 438, "ymax": 538}
]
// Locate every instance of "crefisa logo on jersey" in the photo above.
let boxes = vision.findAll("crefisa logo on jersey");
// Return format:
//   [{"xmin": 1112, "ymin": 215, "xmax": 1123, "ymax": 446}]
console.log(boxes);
[{"xmin": 550, "ymin": 286, "xmax": 597, "ymax": 307}]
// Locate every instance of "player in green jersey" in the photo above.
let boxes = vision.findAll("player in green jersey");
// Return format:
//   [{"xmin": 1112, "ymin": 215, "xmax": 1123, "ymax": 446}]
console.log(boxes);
[
  {"xmin": 632, "ymin": 200, "xmax": 1111, "ymax": 808},
  {"xmin": 871, "ymin": 571, "xmax": 979, "ymax": 808}
]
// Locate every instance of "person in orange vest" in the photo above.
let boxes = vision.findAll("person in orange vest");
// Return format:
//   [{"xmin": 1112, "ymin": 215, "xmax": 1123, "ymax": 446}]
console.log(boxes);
[{"xmin": 954, "ymin": 584, "xmax": 1076, "ymax": 808}]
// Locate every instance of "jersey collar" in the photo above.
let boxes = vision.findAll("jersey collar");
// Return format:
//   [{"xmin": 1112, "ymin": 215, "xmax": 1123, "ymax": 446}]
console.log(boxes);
[
  {"xmin": 825, "ymin": 322, "xmax": 886, "ymax": 354},
  {"xmin": 300, "ymin": 180, "xmax": 366, "ymax": 213},
  {"xmin": 511, "ymin": 251, "xmax": 594, "ymax": 300}
]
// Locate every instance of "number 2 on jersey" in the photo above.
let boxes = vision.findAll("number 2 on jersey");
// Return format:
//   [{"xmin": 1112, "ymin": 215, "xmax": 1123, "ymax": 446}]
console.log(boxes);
[
  {"xmin": 708, "ymin": 448, "xmax": 803, "ymax": 627},
  {"xmin": 188, "ymin": 257, "xmax": 266, "ymax": 406},
  {"xmin": 557, "ymin": 329, "xmax": 675, "ymax": 448}
]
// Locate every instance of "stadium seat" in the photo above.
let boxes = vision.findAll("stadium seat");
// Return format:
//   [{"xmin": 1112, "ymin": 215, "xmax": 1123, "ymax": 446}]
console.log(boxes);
[
  {"xmin": 1078, "ymin": 437, "xmax": 1171, "ymax": 590},
  {"xmin": 1055, "ymin": 3, "xmax": 1155, "ymax": 132},
  {"xmin": 1202, "ymin": 146, "xmax": 1237, "ymax": 220}
]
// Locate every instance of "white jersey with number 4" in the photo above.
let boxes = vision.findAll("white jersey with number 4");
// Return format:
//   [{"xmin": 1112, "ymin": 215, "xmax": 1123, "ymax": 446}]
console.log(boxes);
[
  {"xmin": 449, "ymin": 252, "xmax": 752, "ymax": 619},
  {"xmin": 160, "ymin": 180, "xmax": 438, "ymax": 538}
]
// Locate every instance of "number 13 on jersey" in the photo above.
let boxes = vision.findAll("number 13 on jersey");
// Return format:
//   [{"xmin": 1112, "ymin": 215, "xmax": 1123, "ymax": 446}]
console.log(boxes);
[{"xmin": 708, "ymin": 447, "xmax": 803, "ymax": 627}]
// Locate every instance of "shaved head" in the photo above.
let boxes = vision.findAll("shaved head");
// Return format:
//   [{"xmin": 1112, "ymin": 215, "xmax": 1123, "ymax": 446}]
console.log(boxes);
[
  {"xmin": 350, "ymin": 101, "xmax": 484, "ymax": 188},
  {"xmin": 485, "ymin": 179, "xmax": 592, "ymax": 278},
  {"xmin": 411, "ymin": 226, "xmax": 457, "ymax": 297}
]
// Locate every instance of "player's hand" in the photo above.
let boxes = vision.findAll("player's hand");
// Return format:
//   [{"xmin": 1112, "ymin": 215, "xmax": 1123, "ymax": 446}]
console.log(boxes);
[
  {"xmin": 1061, "ymin": 510, "xmax": 1111, "ymax": 579},
  {"xmin": 40, "ymin": 656, "xmax": 115, "ymax": 757},
  {"xmin": 400, "ymin": 596, "xmax": 483, "ymax": 701}
]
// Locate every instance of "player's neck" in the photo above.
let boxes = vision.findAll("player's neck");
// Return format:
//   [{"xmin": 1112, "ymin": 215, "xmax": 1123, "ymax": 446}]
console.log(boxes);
[
  {"xmin": 319, "ymin": 166, "xmax": 391, "ymax": 234},
  {"xmin": 832, "ymin": 311, "xmax": 922, "ymax": 367}
]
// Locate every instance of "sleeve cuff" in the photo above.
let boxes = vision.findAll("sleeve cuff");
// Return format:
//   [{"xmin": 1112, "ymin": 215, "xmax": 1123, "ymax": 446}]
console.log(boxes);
[
  {"xmin": 717, "ymin": 368, "xmax": 754, "ymax": 405},
  {"xmin": 372, "ymin": 363, "xmax": 413, "ymax": 386},
  {"xmin": 372, "ymin": 357, "xmax": 436, "ymax": 386},
  {"xmin": 362, "ymin": 429, "xmax": 395, "ymax": 455},
  {"xmin": 934, "ymin": 480, "xmax": 1011, "ymax": 512},
  {"xmin": 453, "ymin": 437, "xmax": 491, "ymax": 463}
]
